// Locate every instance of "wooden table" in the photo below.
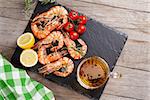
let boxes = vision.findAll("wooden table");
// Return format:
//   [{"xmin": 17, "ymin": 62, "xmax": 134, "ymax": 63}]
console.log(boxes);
[{"xmin": 0, "ymin": 0, "xmax": 150, "ymax": 100}]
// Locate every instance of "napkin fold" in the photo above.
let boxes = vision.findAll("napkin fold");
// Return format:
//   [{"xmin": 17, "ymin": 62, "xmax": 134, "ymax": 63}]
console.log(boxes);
[{"xmin": 0, "ymin": 54, "xmax": 55, "ymax": 100}]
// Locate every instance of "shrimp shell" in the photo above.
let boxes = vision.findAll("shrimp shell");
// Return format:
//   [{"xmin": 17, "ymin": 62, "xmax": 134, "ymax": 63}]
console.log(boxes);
[
  {"xmin": 64, "ymin": 37, "xmax": 88, "ymax": 59},
  {"xmin": 32, "ymin": 31, "xmax": 64, "ymax": 52},
  {"xmin": 38, "ymin": 44, "xmax": 68, "ymax": 65},
  {"xmin": 53, "ymin": 57, "xmax": 74, "ymax": 77},
  {"xmin": 31, "ymin": 6, "xmax": 68, "ymax": 39},
  {"xmin": 38, "ymin": 57, "xmax": 74, "ymax": 77}
]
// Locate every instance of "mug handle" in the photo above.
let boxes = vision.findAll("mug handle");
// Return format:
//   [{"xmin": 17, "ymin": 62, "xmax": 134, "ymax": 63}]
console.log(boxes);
[{"xmin": 109, "ymin": 72, "xmax": 122, "ymax": 79}]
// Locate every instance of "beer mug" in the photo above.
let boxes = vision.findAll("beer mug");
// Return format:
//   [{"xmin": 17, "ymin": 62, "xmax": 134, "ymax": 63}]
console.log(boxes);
[{"xmin": 77, "ymin": 56, "xmax": 121, "ymax": 89}]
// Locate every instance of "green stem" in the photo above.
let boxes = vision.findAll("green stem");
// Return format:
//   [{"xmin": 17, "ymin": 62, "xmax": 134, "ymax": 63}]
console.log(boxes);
[{"xmin": 68, "ymin": 16, "xmax": 76, "ymax": 27}]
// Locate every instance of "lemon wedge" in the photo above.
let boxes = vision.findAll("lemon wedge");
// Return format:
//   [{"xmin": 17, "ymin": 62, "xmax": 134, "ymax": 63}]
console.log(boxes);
[
  {"xmin": 17, "ymin": 32, "xmax": 35, "ymax": 49},
  {"xmin": 20, "ymin": 49, "xmax": 38, "ymax": 67}
]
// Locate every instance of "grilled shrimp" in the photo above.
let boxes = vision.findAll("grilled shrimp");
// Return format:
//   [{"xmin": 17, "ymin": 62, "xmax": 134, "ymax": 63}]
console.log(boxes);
[
  {"xmin": 31, "ymin": 6, "xmax": 68, "ymax": 39},
  {"xmin": 38, "ymin": 58, "xmax": 63, "ymax": 76},
  {"xmin": 33, "ymin": 31, "xmax": 64, "ymax": 52},
  {"xmin": 53, "ymin": 57, "xmax": 74, "ymax": 77},
  {"xmin": 38, "ymin": 44, "xmax": 67, "ymax": 65},
  {"xmin": 50, "ymin": 31, "xmax": 64, "ymax": 51},
  {"xmin": 64, "ymin": 35, "xmax": 87, "ymax": 59},
  {"xmin": 31, "ymin": 17, "xmax": 50, "ymax": 39},
  {"xmin": 38, "ymin": 57, "xmax": 74, "ymax": 77}
]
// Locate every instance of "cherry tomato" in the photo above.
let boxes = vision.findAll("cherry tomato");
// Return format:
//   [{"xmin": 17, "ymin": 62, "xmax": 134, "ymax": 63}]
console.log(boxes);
[
  {"xmin": 64, "ymin": 22, "xmax": 74, "ymax": 32},
  {"xmin": 69, "ymin": 10, "xmax": 79, "ymax": 20},
  {"xmin": 69, "ymin": 31, "xmax": 79, "ymax": 40},
  {"xmin": 76, "ymin": 25, "xmax": 86, "ymax": 35},
  {"xmin": 77, "ymin": 16, "xmax": 87, "ymax": 25}
]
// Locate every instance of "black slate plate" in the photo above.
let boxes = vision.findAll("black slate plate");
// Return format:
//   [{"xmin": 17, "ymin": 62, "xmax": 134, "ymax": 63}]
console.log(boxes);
[{"xmin": 11, "ymin": 2, "xmax": 128, "ymax": 100}]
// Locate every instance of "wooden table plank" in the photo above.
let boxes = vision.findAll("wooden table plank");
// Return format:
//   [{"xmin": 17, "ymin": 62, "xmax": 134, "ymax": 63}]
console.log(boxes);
[
  {"xmin": 0, "ymin": 0, "xmax": 150, "ymax": 100},
  {"xmin": 76, "ymin": 0, "xmax": 150, "ymax": 12},
  {"xmin": 117, "ymin": 40, "xmax": 150, "ymax": 71},
  {"xmin": 0, "ymin": 46, "xmax": 15, "ymax": 60},
  {"xmin": 103, "ymin": 65, "xmax": 150, "ymax": 100}
]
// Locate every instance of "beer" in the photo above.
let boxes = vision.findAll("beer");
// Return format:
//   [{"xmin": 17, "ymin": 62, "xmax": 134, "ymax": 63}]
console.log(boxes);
[{"xmin": 77, "ymin": 56, "xmax": 110, "ymax": 89}]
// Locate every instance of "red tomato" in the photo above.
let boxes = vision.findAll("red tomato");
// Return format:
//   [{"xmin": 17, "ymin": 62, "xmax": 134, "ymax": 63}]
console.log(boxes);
[
  {"xmin": 69, "ymin": 31, "xmax": 79, "ymax": 40},
  {"xmin": 77, "ymin": 16, "xmax": 87, "ymax": 25},
  {"xmin": 64, "ymin": 22, "xmax": 74, "ymax": 32},
  {"xmin": 69, "ymin": 10, "xmax": 79, "ymax": 20},
  {"xmin": 77, "ymin": 25, "xmax": 86, "ymax": 35}
]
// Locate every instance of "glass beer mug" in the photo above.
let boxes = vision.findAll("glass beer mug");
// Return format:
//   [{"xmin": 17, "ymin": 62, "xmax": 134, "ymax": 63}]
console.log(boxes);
[{"xmin": 77, "ymin": 56, "xmax": 121, "ymax": 89}]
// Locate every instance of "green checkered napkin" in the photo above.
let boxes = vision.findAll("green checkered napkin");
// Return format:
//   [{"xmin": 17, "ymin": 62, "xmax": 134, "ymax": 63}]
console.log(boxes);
[{"xmin": 0, "ymin": 54, "xmax": 55, "ymax": 100}]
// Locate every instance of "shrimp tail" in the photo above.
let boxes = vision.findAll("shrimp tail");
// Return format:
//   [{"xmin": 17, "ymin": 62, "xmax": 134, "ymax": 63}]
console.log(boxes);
[
  {"xmin": 32, "ymin": 41, "xmax": 42, "ymax": 50},
  {"xmin": 38, "ymin": 64, "xmax": 62, "ymax": 75},
  {"xmin": 45, "ymin": 50, "xmax": 68, "ymax": 64}
]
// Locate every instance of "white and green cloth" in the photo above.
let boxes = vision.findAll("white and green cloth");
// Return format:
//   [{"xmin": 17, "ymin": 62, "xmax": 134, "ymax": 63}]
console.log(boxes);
[{"xmin": 0, "ymin": 54, "xmax": 54, "ymax": 100}]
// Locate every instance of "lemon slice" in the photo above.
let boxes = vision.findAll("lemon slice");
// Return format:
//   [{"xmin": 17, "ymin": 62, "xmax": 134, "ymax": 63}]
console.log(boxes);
[
  {"xmin": 20, "ymin": 49, "xmax": 38, "ymax": 67},
  {"xmin": 17, "ymin": 32, "xmax": 35, "ymax": 49}
]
